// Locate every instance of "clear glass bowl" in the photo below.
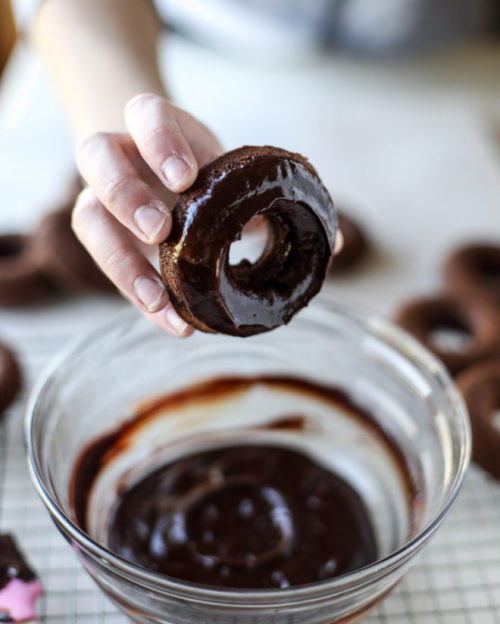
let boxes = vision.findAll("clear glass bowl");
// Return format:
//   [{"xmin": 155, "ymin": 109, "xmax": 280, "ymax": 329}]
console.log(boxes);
[{"xmin": 26, "ymin": 295, "xmax": 470, "ymax": 624}]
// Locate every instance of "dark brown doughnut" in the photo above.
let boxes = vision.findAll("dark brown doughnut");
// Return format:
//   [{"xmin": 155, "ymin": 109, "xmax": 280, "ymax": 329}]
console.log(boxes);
[
  {"xmin": 0, "ymin": 234, "xmax": 56, "ymax": 306},
  {"xmin": 159, "ymin": 145, "xmax": 336, "ymax": 336},
  {"xmin": 0, "ymin": 341, "xmax": 22, "ymax": 413},
  {"xmin": 456, "ymin": 360, "xmax": 500, "ymax": 479},
  {"xmin": 394, "ymin": 294, "xmax": 500, "ymax": 375},
  {"xmin": 444, "ymin": 243, "xmax": 500, "ymax": 308},
  {"xmin": 34, "ymin": 209, "xmax": 115, "ymax": 293},
  {"xmin": 329, "ymin": 211, "xmax": 368, "ymax": 274}
]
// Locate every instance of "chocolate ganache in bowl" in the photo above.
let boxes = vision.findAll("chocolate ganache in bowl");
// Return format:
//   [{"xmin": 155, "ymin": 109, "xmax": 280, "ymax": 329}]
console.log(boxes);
[{"xmin": 26, "ymin": 296, "xmax": 469, "ymax": 624}]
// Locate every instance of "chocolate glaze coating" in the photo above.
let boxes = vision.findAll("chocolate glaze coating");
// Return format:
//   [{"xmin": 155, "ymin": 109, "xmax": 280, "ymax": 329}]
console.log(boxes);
[
  {"xmin": 456, "ymin": 359, "xmax": 500, "ymax": 480},
  {"xmin": 0, "ymin": 342, "xmax": 21, "ymax": 414},
  {"xmin": 444, "ymin": 243, "xmax": 500, "ymax": 308},
  {"xmin": 329, "ymin": 211, "xmax": 368, "ymax": 274},
  {"xmin": 394, "ymin": 294, "xmax": 500, "ymax": 375},
  {"xmin": 159, "ymin": 146, "xmax": 336, "ymax": 336},
  {"xmin": 0, "ymin": 234, "xmax": 56, "ymax": 306},
  {"xmin": 108, "ymin": 445, "xmax": 377, "ymax": 589}
]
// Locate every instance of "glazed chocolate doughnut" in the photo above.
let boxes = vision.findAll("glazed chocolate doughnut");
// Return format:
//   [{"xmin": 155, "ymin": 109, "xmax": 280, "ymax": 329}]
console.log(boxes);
[
  {"xmin": 394, "ymin": 294, "xmax": 500, "ymax": 375},
  {"xmin": 34, "ymin": 209, "xmax": 115, "ymax": 293},
  {"xmin": 444, "ymin": 243, "xmax": 500, "ymax": 308},
  {"xmin": 0, "ymin": 341, "xmax": 21, "ymax": 413},
  {"xmin": 0, "ymin": 234, "xmax": 55, "ymax": 306},
  {"xmin": 159, "ymin": 145, "xmax": 336, "ymax": 336},
  {"xmin": 329, "ymin": 211, "xmax": 368, "ymax": 274},
  {"xmin": 456, "ymin": 360, "xmax": 500, "ymax": 479}
]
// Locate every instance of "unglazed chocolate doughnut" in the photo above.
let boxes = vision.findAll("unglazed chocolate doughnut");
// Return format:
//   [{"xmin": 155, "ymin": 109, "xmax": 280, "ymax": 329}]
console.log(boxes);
[
  {"xmin": 444, "ymin": 243, "xmax": 500, "ymax": 308},
  {"xmin": 0, "ymin": 234, "xmax": 55, "ymax": 306},
  {"xmin": 159, "ymin": 146, "xmax": 336, "ymax": 336},
  {"xmin": 329, "ymin": 211, "xmax": 368, "ymax": 274},
  {"xmin": 456, "ymin": 360, "xmax": 500, "ymax": 479},
  {"xmin": 394, "ymin": 294, "xmax": 500, "ymax": 375},
  {"xmin": 0, "ymin": 341, "xmax": 21, "ymax": 413},
  {"xmin": 34, "ymin": 209, "xmax": 115, "ymax": 293}
]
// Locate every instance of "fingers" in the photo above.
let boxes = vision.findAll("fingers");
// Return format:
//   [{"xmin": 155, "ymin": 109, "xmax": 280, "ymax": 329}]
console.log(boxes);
[
  {"xmin": 124, "ymin": 94, "xmax": 223, "ymax": 190},
  {"xmin": 73, "ymin": 188, "xmax": 193, "ymax": 338},
  {"xmin": 74, "ymin": 96, "xmax": 221, "ymax": 338},
  {"xmin": 76, "ymin": 131, "xmax": 172, "ymax": 245},
  {"xmin": 125, "ymin": 94, "xmax": 198, "ymax": 193},
  {"xmin": 76, "ymin": 95, "xmax": 222, "ymax": 249}
]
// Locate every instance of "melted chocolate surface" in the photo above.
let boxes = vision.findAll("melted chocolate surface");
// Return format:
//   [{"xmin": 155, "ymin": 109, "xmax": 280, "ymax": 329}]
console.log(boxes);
[
  {"xmin": 108, "ymin": 445, "xmax": 377, "ymax": 589},
  {"xmin": 72, "ymin": 375, "xmax": 418, "ymax": 590}
]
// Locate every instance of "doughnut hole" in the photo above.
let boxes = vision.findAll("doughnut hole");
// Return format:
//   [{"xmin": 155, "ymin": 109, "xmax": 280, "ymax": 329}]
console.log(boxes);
[
  {"xmin": 229, "ymin": 216, "xmax": 271, "ymax": 266},
  {"xmin": 428, "ymin": 317, "xmax": 472, "ymax": 353}
]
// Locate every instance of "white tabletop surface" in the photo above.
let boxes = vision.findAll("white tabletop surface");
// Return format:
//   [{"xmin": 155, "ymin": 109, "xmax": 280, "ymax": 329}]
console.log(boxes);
[{"xmin": 0, "ymin": 32, "xmax": 500, "ymax": 623}]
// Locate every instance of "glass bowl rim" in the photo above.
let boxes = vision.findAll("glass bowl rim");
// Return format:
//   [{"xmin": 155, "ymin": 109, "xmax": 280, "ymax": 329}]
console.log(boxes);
[{"xmin": 25, "ymin": 294, "xmax": 471, "ymax": 604}]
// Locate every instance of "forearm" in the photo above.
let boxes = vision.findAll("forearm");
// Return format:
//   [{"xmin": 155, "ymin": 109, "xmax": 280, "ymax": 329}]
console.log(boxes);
[{"xmin": 32, "ymin": 0, "xmax": 166, "ymax": 138}]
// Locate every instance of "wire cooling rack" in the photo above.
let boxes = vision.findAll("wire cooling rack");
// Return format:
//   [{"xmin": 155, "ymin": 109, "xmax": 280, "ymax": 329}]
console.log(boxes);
[{"xmin": 1, "ymin": 329, "xmax": 500, "ymax": 624}]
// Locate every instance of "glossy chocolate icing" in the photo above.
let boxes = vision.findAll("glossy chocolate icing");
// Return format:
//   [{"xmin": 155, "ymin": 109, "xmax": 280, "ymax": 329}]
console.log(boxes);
[
  {"xmin": 159, "ymin": 146, "xmax": 336, "ymax": 336},
  {"xmin": 108, "ymin": 445, "xmax": 377, "ymax": 589}
]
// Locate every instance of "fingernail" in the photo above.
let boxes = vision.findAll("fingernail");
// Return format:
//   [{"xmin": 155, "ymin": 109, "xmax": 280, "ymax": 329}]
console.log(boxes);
[
  {"xmin": 134, "ymin": 276, "xmax": 166, "ymax": 312},
  {"xmin": 165, "ymin": 306, "xmax": 190, "ymax": 336},
  {"xmin": 135, "ymin": 203, "xmax": 169, "ymax": 240},
  {"xmin": 162, "ymin": 155, "xmax": 192, "ymax": 188}
]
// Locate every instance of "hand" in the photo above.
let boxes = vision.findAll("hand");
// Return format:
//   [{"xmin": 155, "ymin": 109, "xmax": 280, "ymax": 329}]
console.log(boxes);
[{"xmin": 72, "ymin": 94, "xmax": 223, "ymax": 337}]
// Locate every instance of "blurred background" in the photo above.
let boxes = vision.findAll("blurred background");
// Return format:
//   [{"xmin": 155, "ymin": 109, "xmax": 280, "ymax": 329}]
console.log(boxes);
[{"xmin": 1, "ymin": 0, "xmax": 500, "ymax": 314}]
